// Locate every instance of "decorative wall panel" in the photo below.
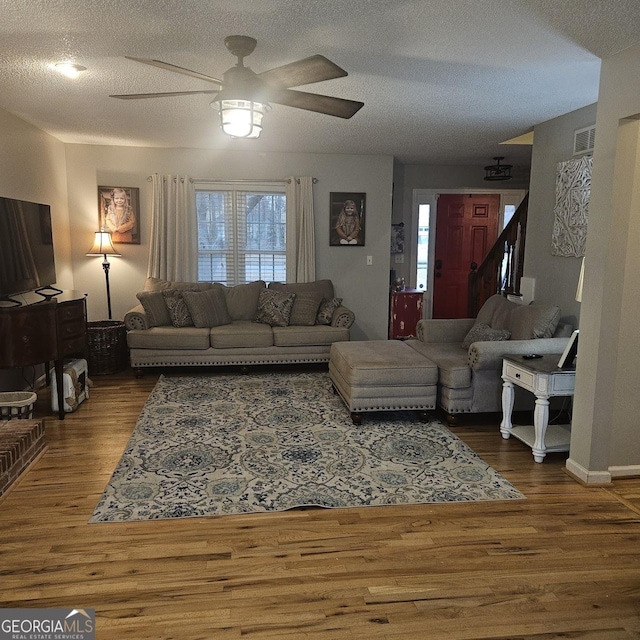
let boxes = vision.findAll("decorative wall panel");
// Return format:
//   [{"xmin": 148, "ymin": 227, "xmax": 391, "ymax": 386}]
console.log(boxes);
[{"xmin": 551, "ymin": 156, "xmax": 592, "ymax": 257}]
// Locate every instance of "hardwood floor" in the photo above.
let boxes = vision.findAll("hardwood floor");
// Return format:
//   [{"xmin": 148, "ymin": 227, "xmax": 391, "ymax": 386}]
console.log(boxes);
[{"xmin": 1, "ymin": 368, "xmax": 639, "ymax": 639}]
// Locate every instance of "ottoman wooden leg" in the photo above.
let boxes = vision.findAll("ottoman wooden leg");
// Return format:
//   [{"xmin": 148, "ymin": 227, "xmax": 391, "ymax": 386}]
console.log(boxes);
[
  {"xmin": 418, "ymin": 410, "xmax": 431, "ymax": 423},
  {"xmin": 350, "ymin": 412, "xmax": 362, "ymax": 425}
]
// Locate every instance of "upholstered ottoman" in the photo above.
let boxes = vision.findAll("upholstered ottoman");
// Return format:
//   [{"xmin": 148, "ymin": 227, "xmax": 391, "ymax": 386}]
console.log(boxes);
[{"xmin": 329, "ymin": 340, "xmax": 438, "ymax": 424}]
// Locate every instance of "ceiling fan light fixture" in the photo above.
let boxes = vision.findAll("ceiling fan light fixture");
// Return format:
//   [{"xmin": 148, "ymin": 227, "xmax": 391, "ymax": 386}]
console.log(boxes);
[
  {"xmin": 221, "ymin": 99, "xmax": 265, "ymax": 138},
  {"xmin": 484, "ymin": 157, "xmax": 513, "ymax": 181},
  {"xmin": 115, "ymin": 35, "xmax": 362, "ymax": 128},
  {"xmin": 215, "ymin": 98, "xmax": 266, "ymax": 138}
]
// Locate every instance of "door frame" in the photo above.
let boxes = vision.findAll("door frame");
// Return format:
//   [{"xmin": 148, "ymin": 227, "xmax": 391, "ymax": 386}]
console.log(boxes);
[{"xmin": 411, "ymin": 188, "xmax": 527, "ymax": 318}]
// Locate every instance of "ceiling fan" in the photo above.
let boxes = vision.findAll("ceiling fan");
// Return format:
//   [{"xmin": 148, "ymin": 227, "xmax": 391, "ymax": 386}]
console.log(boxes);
[{"xmin": 110, "ymin": 35, "xmax": 364, "ymax": 138}]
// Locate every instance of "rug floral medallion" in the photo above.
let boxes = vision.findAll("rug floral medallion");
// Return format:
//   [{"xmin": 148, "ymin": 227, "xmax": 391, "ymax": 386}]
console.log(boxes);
[{"xmin": 90, "ymin": 372, "xmax": 524, "ymax": 523}]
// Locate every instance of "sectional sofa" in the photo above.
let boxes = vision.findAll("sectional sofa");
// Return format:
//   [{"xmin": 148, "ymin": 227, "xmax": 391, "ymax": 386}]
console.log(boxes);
[{"xmin": 405, "ymin": 294, "xmax": 573, "ymax": 420}]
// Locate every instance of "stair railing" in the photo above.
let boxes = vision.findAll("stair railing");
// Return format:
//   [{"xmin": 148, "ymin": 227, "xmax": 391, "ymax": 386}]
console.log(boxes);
[{"xmin": 467, "ymin": 193, "xmax": 528, "ymax": 317}]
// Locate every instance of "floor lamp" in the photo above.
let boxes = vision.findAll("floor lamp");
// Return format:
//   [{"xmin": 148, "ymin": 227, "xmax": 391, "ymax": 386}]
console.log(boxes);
[{"xmin": 86, "ymin": 229, "xmax": 121, "ymax": 319}]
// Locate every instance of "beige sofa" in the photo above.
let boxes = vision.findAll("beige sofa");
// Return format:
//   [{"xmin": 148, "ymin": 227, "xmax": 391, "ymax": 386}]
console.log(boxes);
[
  {"xmin": 124, "ymin": 278, "xmax": 354, "ymax": 375},
  {"xmin": 405, "ymin": 294, "xmax": 573, "ymax": 421}
]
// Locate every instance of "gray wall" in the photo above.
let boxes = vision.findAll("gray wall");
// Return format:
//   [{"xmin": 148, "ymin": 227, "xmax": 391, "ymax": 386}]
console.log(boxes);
[
  {"xmin": 526, "ymin": 103, "xmax": 598, "ymax": 328},
  {"xmin": 0, "ymin": 109, "xmax": 73, "ymax": 286},
  {"xmin": 0, "ymin": 108, "xmax": 73, "ymax": 390},
  {"xmin": 64, "ymin": 145, "xmax": 394, "ymax": 341},
  {"xmin": 567, "ymin": 42, "xmax": 640, "ymax": 479}
]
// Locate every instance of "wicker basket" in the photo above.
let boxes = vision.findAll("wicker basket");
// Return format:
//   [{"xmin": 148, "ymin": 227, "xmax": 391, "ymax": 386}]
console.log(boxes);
[
  {"xmin": 0, "ymin": 391, "xmax": 37, "ymax": 420},
  {"xmin": 87, "ymin": 320, "xmax": 128, "ymax": 375}
]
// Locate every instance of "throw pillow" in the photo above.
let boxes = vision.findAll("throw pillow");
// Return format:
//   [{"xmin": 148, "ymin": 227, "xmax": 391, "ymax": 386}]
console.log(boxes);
[
  {"xmin": 475, "ymin": 294, "xmax": 515, "ymax": 331},
  {"xmin": 143, "ymin": 277, "xmax": 213, "ymax": 292},
  {"xmin": 268, "ymin": 279, "xmax": 335, "ymax": 301},
  {"xmin": 462, "ymin": 322, "xmax": 511, "ymax": 349},
  {"xmin": 162, "ymin": 289, "xmax": 195, "ymax": 328},
  {"xmin": 508, "ymin": 304, "xmax": 561, "ymax": 340},
  {"xmin": 316, "ymin": 297, "xmax": 343, "ymax": 325},
  {"xmin": 143, "ymin": 277, "xmax": 172, "ymax": 291},
  {"xmin": 182, "ymin": 288, "xmax": 232, "ymax": 328},
  {"xmin": 288, "ymin": 291, "xmax": 323, "ymax": 326},
  {"xmin": 136, "ymin": 290, "xmax": 172, "ymax": 327},
  {"xmin": 254, "ymin": 290, "xmax": 296, "ymax": 327},
  {"xmin": 223, "ymin": 281, "xmax": 266, "ymax": 321}
]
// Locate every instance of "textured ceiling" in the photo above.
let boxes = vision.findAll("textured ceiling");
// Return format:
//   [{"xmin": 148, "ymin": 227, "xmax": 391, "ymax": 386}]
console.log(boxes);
[{"xmin": 2, "ymin": 0, "xmax": 640, "ymax": 166}]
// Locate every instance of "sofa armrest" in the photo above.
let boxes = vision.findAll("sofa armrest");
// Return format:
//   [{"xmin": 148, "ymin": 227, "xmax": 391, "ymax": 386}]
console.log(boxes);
[
  {"xmin": 124, "ymin": 304, "xmax": 150, "ymax": 331},
  {"xmin": 331, "ymin": 305, "xmax": 355, "ymax": 329},
  {"xmin": 416, "ymin": 318, "xmax": 475, "ymax": 343},
  {"xmin": 468, "ymin": 337, "xmax": 571, "ymax": 371}
]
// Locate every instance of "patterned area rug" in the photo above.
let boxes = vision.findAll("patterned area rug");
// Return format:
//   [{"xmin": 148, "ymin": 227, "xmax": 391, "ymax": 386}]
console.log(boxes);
[{"xmin": 90, "ymin": 372, "xmax": 524, "ymax": 522}]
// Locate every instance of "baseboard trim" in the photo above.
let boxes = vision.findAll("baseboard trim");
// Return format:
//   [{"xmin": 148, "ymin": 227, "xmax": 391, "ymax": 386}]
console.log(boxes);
[
  {"xmin": 608, "ymin": 465, "xmax": 640, "ymax": 479},
  {"xmin": 565, "ymin": 458, "xmax": 612, "ymax": 486}
]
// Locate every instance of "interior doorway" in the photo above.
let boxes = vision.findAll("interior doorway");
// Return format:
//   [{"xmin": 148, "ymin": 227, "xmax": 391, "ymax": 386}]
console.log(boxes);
[
  {"xmin": 432, "ymin": 193, "xmax": 500, "ymax": 319},
  {"xmin": 410, "ymin": 189, "xmax": 527, "ymax": 319}
]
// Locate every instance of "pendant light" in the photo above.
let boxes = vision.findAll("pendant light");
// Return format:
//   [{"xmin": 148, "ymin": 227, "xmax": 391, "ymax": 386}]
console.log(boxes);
[{"xmin": 484, "ymin": 157, "xmax": 513, "ymax": 181}]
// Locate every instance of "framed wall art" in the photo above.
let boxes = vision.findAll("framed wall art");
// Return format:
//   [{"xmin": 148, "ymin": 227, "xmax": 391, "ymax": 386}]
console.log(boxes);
[
  {"xmin": 330, "ymin": 192, "xmax": 365, "ymax": 246},
  {"xmin": 98, "ymin": 185, "xmax": 140, "ymax": 244},
  {"xmin": 391, "ymin": 223, "xmax": 404, "ymax": 254},
  {"xmin": 551, "ymin": 156, "xmax": 592, "ymax": 257}
]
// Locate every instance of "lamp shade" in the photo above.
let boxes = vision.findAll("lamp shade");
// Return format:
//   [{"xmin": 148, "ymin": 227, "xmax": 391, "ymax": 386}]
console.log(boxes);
[{"xmin": 87, "ymin": 230, "xmax": 121, "ymax": 257}]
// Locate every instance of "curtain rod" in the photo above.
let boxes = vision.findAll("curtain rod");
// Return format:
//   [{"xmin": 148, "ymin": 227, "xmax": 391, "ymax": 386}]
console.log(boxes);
[
  {"xmin": 146, "ymin": 176, "xmax": 191, "ymax": 182},
  {"xmin": 147, "ymin": 176, "xmax": 318, "ymax": 184}
]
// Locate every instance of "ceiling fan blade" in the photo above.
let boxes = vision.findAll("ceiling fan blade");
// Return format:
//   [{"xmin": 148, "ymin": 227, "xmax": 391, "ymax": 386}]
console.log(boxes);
[
  {"xmin": 258, "ymin": 55, "xmax": 348, "ymax": 89},
  {"xmin": 110, "ymin": 90, "xmax": 220, "ymax": 100},
  {"xmin": 267, "ymin": 89, "xmax": 363, "ymax": 119},
  {"xmin": 125, "ymin": 56, "xmax": 224, "ymax": 85}
]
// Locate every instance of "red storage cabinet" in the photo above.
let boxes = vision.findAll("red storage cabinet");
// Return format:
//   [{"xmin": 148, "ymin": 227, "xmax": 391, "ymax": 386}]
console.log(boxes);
[{"xmin": 389, "ymin": 289, "xmax": 424, "ymax": 339}]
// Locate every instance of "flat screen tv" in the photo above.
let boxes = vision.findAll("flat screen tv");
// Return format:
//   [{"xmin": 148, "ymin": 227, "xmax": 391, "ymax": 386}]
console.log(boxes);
[{"xmin": 0, "ymin": 195, "xmax": 57, "ymax": 300}]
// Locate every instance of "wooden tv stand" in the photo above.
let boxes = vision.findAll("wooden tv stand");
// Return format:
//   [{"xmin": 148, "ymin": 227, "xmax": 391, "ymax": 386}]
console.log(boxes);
[{"xmin": 0, "ymin": 291, "xmax": 87, "ymax": 419}]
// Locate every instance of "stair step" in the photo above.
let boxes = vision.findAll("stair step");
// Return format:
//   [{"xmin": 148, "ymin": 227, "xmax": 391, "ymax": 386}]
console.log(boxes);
[{"xmin": 0, "ymin": 419, "xmax": 46, "ymax": 498}]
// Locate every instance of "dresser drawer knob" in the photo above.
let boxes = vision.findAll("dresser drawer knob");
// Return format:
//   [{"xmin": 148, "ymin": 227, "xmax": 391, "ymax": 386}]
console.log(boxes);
[{"xmin": 515, "ymin": 373, "xmax": 521, "ymax": 379}]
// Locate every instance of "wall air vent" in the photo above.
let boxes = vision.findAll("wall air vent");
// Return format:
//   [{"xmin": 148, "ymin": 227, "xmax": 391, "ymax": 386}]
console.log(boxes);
[{"xmin": 573, "ymin": 125, "xmax": 596, "ymax": 156}]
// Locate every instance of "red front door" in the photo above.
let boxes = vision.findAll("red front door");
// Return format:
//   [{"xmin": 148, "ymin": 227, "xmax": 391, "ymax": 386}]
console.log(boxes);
[{"xmin": 432, "ymin": 193, "xmax": 500, "ymax": 318}]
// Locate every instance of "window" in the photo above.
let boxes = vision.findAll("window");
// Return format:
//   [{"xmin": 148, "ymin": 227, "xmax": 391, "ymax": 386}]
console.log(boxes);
[
  {"xmin": 415, "ymin": 203, "xmax": 430, "ymax": 291},
  {"xmin": 503, "ymin": 204, "xmax": 516, "ymax": 229},
  {"xmin": 500, "ymin": 204, "xmax": 517, "ymax": 289},
  {"xmin": 195, "ymin": 183, "xmax": 286, "ymax": 285}
]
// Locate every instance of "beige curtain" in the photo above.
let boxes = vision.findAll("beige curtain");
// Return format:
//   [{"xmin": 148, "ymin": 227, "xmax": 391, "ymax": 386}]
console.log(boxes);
[
  {"xmin": 147, "ymin": 174, "xmax": 197, "ymax": 281},
  {"xmin": 285, "ymin": 176, "xmax": 315, "ymax": 282}
]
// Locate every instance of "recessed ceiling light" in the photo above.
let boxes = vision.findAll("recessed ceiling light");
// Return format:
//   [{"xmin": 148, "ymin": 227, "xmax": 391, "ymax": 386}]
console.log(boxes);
[{"xmin": 54, "ymin": 62, "xmax": 87, "ymax": 79}]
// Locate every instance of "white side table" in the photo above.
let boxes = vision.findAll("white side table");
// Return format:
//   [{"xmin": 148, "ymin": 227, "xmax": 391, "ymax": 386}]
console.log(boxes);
[{"xmin": 500, "ymin": 355, "xmax": 575, "ymax": 463}]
